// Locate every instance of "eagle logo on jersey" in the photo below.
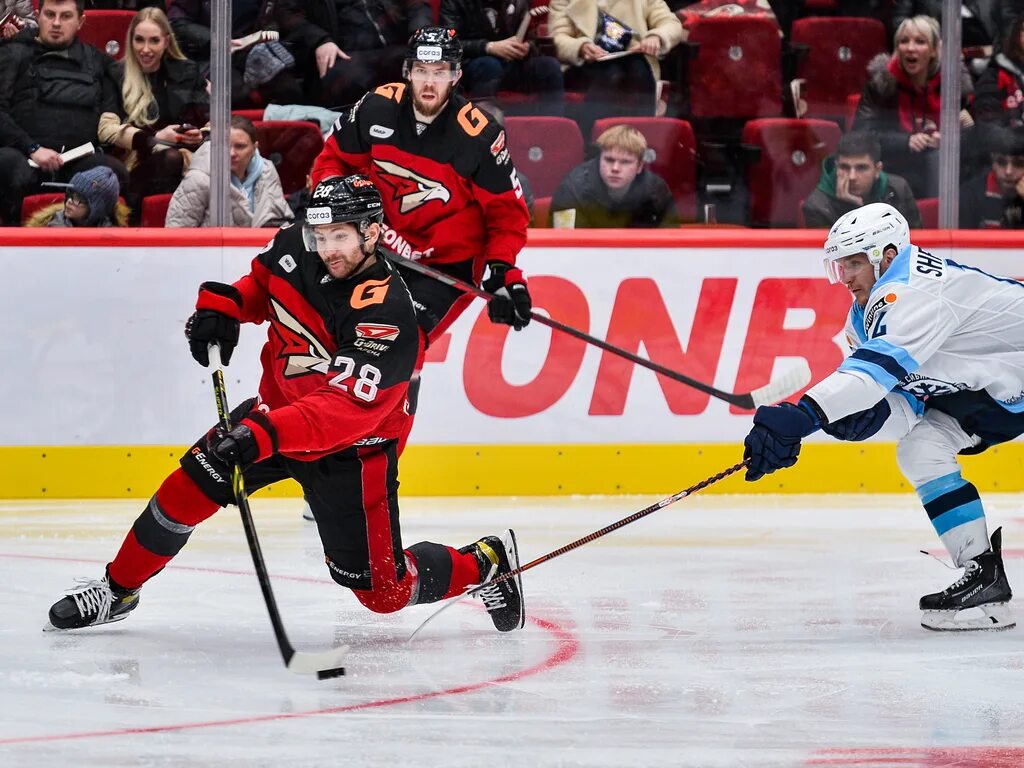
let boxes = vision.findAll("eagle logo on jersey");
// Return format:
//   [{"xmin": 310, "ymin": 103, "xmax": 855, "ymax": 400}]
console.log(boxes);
[
  {"xmin": 269, "ymin": 298, "xmax": 332, "ymax": 378},
  {"xmin": 373, "ymin": 159, "xmax": 451, "ymax": 214}
]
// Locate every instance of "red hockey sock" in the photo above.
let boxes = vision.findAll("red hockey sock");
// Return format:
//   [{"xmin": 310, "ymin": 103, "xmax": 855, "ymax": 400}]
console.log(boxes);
[
  {"xmin": 443, "ymin": 546, "xmax": 482, "ymax": 599},
  {"xmin": 108, "ymin": 469, "xmax": 220, "ymax": 590}
]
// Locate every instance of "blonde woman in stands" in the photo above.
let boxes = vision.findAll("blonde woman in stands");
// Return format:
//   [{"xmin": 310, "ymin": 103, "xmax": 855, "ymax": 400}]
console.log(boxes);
[
  {"xmin": 98, "ymin": 6, "xmax": 208, "ymax": 222},
  {"xmin": 853, "ymin": 15, "xmax": 974, "ymax": 199}
]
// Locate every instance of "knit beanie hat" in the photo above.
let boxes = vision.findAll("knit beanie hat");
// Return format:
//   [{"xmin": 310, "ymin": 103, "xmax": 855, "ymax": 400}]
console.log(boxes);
[{"xmin": 68, "ymin": 166, "xmax": 120, "ymax": 226}]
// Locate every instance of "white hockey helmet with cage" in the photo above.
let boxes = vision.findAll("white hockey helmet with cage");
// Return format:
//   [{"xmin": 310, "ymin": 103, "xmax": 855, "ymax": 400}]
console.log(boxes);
[{"xmin": 822, "ymin": 202, "xmax": 910, "ymax": 283}]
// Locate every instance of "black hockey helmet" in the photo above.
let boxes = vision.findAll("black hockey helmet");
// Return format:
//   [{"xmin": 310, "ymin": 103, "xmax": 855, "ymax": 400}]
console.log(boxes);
[
  {"xmin": 404, "ymin": 27, "xmax": 462, "ymax": 77},
  {"xmin": 302, "ymin": 174, "xmax": 384, "ymax": 251}
]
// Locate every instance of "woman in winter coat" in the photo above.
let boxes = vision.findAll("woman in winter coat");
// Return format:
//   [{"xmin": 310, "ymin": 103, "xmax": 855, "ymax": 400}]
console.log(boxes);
[
  {"xmin": 548, "ymin": 0, "xmax": 683, "ymax": 134},
  {"xmin": 98, "ymin": 7, "xmax": 209, "ymax": 222},
  {"xmin": 165, "ymin": 115, "xmax": 293, "ymax": 227},
  {"xmin": 853, "ymin": 14, "xmax": 975, "ymax": 198}
]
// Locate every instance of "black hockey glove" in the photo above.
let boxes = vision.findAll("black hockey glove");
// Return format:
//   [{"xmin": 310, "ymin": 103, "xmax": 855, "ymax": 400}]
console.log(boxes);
[
  {"xmin": 209, "ymin": 424, "xmax": 260, "ymax": 468},
  {"xmin": 743, "ymin": 398, "xmax": 821, "ymax": 482},
  {"xmin": 819, "ymin": 399, "xmax": 891, "ymax": 442},
  {"xmin": 482, "ymin": 262, "xmax": 532, "ymax": 331},
  {"xmin": 185, "ymin": 282, "xmax": 242, "ymax": 367}
]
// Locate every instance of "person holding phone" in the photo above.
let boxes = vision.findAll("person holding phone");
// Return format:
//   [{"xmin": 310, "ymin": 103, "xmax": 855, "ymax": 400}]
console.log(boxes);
[
  {"xmin": 97, "ymin": 6, "xmax": 208, "ymax": 223},
  {"xmin": 0, "ymin": 2, "xmax": 36, "ymax": 43}
]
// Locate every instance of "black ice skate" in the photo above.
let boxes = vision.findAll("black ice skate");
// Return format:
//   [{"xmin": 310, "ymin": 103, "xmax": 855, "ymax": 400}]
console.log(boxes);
[
  {"xmin": 461, "ymin": 530, "xmax": 526, "ymax": 632},
  {"xmin": 920, "ymin": 528, "xmax": 1015, "ymax": 631},
  {"xmin": 45, "ymin": 569, "xmax": 140, "ymax": 631}
]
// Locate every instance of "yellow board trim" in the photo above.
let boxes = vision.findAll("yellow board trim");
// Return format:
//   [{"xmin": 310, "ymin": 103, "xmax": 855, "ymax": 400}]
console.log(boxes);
[{"xmin": 1, "ymin": 443, "xmax": 1023, "ymax": 498}]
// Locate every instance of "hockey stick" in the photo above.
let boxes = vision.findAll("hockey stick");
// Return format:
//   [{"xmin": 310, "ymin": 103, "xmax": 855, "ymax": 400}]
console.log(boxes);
[
  {"xmin": 388, "ymin": 254, "xmax": 810, "ymax": 409},
  {"xmin": 208, "ymin": 344, "xmax": 348, "ymax": 680},
  {"xmin": 409, "ymin": 459, "xmax": 748, "ymax": 640}
]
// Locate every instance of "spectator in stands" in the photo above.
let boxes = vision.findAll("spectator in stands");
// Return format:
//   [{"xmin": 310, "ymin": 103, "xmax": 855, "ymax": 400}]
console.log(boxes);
[
  {"xmin": 98, "ymin": 7, "xmax": 207, "ymax": 222},
  {"xmin": 960, "ymin": 125, "xmax": 1024, "ymax": 228},
  {"xmin": 25, "ymin": 165, "xmax": 129, "ymax": 226},
  {"xmin": 165, "ymin": 115, "xmax": 292, "ymax": 227},
  {"xmin": 974, "ymin": 15, "xmax": 1024, "ymax": 130},
  {"xmin": 892, "ymin": 1, "xmax": 1000, "ymax": 50},
  {"xmin": 548, "ymin": 0, "xmax": 683, "ymax": 136},
  {"xmin": 166, "ymin": 0, "xmax": 302, "ymax": 108},
  {"xmin": 0, "ymin": 0, "xmax": 128, "ymax": 226},
  {"xmin": 440, "ymin": 0, "xmax": 565, "ymax": 116},
  {"xmin": 853, "ymin": 15, "xmax": 974, "ymax": 199},
  {"xmin": 549, "ymin": 124, "xmax": 678, "ymax": 228},
  {"xmin": 0, "ymin": 1, "xmax": 37, "ymax": 41},
  {"xmin": 802, "ymin": 132, "xmax": 922, "ymax": 229},
  {"xmin": 273, "ymin": 0, "xmax": 432, "ymax": 108}
]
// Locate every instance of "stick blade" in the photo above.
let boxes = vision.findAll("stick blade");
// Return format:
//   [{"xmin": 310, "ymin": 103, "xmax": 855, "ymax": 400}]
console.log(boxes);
[
  {"xmin": 286, "ymin": 646, "xmax": 349, "ymax": 678},
  {"xmin": 748, "ymin": 359, "xmax": 812, "ymax": 409}
]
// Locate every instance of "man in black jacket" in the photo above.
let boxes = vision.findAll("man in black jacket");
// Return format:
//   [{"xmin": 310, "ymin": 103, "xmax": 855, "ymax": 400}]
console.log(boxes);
[
  {"xmin": 440, "ymin": 0, "xmax": 564, "ymax": 115},
  {"xmin": 0, "ymin": 0, "xmax": 127, "ymax": 225},
  {"xmin": 274, "ymin": 0, "xmax": 433, "ymax": 108},
  {"xmin": 960, "ymin": 125, "xmax": 1024, "ymax": 228},
  {"xmin": 550, "ymin": 124, "xmax": 678, "ymax": 228},
  {"xmin": 802, "ymin": 132, "xmax": 922, "ymax": 229}
]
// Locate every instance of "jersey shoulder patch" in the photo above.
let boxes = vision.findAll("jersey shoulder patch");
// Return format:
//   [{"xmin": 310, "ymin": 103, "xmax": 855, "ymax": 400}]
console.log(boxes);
[
  {"xmin": 372, "ymin": 82, "xmax": 406, "ymax": 102},
  {"xmin": 909, "ymin": 247, "xmax": 947, "ymax": 282}
]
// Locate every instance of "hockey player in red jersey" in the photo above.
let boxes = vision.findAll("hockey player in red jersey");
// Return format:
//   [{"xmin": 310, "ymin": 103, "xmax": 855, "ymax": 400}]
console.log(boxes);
[
  {"xmin": 301, "ymin": 28, "xmax": 534, "ymax": 520},
  {"xmin": 311, "ymin": 27, "xmax": 532, "ymax": 350},
  {"xmin": 45, "ymin": 175, "xmax": 525, "ymax": 635}
]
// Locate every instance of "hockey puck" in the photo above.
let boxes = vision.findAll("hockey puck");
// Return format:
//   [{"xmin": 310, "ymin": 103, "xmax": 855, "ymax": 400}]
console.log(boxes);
[{"xmin": 317, "ymin": 666, "xmax": 346, "ymax": 680}]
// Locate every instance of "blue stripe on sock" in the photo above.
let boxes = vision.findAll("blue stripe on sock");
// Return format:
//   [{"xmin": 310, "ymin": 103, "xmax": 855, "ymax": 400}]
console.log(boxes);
[
  {"xmin": 916, "ymin": 471, "xmax": 965, "ymax": 505},
  {"xmin": 931, "ymin": 500, "xmax": 985, "ymax": 536}
]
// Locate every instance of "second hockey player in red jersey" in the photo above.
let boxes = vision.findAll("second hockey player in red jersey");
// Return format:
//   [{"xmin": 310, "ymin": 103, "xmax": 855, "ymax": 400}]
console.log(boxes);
[
  {"xmin": 45, "ymin": 175, "xmax": 525, "ymax": 636},
  {"xmin": 311, "ymin": 27, "xmax": 532, "ymax": 345}
]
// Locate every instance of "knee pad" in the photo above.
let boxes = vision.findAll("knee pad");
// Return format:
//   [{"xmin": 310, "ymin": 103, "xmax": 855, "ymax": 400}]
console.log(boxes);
[{"xmin": 897, "ymin": 411, "xmax": 973, "ymax": 488}]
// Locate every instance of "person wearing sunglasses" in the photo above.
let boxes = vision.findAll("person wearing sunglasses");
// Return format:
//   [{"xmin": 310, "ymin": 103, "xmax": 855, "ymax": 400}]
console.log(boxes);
[
  {"xmin": 24, "ymin": 165, "xmax": 128, "ymax": 227},
  {"xmin": 960, "ymin": 125, "xmax": 1024, "ymax": 228}
]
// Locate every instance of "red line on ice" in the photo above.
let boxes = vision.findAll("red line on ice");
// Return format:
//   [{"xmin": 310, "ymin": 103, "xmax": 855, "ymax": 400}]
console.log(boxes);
[{"xmin": 0, "ymin": 552, "xmax": 581, "ymax": 745}]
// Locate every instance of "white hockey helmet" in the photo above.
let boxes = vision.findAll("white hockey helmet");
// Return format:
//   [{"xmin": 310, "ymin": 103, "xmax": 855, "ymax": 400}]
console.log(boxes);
[{"xmin": 822, "ymin": 202, "xmax": 910, "ymax": 283}]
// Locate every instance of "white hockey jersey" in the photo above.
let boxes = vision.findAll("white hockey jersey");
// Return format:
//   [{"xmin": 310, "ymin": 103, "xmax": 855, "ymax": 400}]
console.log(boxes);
[{"xmin": 806, "ymin": 244, "xmax": 1024, "ymax": 425}]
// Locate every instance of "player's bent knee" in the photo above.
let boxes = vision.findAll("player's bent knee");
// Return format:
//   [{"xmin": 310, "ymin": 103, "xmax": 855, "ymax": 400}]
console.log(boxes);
[{"xmin": 352, "ymin": 587, "xmax": 406, "ymax": 614}]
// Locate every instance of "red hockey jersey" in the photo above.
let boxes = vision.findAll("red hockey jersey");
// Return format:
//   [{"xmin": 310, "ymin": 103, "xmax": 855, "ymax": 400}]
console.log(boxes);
[
  {"xmin": 206, "ymin": 224, "xmax": 419, "ymax": 461},
  {"xmin": 311, "ymin": 82, "xmax": 529, "ymax": 271}
]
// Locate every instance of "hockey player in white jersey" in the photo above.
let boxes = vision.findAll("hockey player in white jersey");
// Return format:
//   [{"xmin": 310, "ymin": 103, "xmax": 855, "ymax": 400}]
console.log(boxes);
[{"xmin": 743, "ymin": 202, "xmax": 1019, "ymax": 631}]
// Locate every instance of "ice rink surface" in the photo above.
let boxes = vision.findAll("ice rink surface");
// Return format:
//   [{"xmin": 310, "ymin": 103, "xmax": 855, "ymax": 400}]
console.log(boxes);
[{"xmin": 2, "ymin": 492, "xmax": 1023, "ymax": 768}]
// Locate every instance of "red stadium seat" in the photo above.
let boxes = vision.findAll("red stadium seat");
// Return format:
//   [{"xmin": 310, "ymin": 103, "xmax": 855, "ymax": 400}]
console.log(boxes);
[
  {"xmin": 79, "ymin": 10, "xmax": 134, "ymax": 59},
  {"xmin": 504, "ymin": 116, "xmax": 584, "ymax": 199},
  {"xmin": 532, "ymin": 195, "xmax": 551, "ymax": 228},
  {"xmin": 252, "ymin": 120, "xmax": 325, "ymax": 196},
  {"xmin": 791, "ymin": 17, "xmax": 887, "ymax": 122},
  {"xmin": 917, "ymin": 197, "xmax": 939, "ymax": 228},
  {"xmin": 141, "ymin": 193, "xmax": 173, "ymax": 228},
  {"xmin": 683, "ymin": 14, "xmax": 782, "ymax": 120},
  {"xmin": 21, "ymin": 193, "xmax": 64, "ymax": 225},
  {"xmin": 232, "ymin": 109, "xmax": 266, "ymax": 122},
  {"xmin": 741, "ymin": 118, "xmax": 842, "ymax": 227},
  {"xmin": 591, "ymin": 117, "xmax": 698, "ymax": 222}
]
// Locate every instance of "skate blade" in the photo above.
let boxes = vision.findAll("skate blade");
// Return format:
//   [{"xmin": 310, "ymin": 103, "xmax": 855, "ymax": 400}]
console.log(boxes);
[
  {"xmin": 921, "ymin": 602, "xmax": 1016, "ymax": 632},
  {"xmin": 42, "ymin": 612, "xmax": 132, "ymax": 633},
  {"xmin": 504, "ymin": 529, "xmax": 526, "ymax": 631}
]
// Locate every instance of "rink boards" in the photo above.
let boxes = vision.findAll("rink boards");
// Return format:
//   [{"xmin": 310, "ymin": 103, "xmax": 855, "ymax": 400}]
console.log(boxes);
[{"xmin": 1, "ymin": 228, "xmax": 1022, "ymax": 497}]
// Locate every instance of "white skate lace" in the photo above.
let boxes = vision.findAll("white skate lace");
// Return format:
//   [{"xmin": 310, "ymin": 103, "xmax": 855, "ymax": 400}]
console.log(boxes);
[
  {"xmin": 944, "ymin": 561, "xmax": 981, "ymax": 593},
  {"xmin": 477, "ymin": 582, "xmax": 508, "ymax": 612},
  {"xmin": 68, "ymin": 578, "xmax": 113, "ymax": 624},
  {"xmin": 473, "ymin": 561, "xmax": 508, "ymax": 612}
]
